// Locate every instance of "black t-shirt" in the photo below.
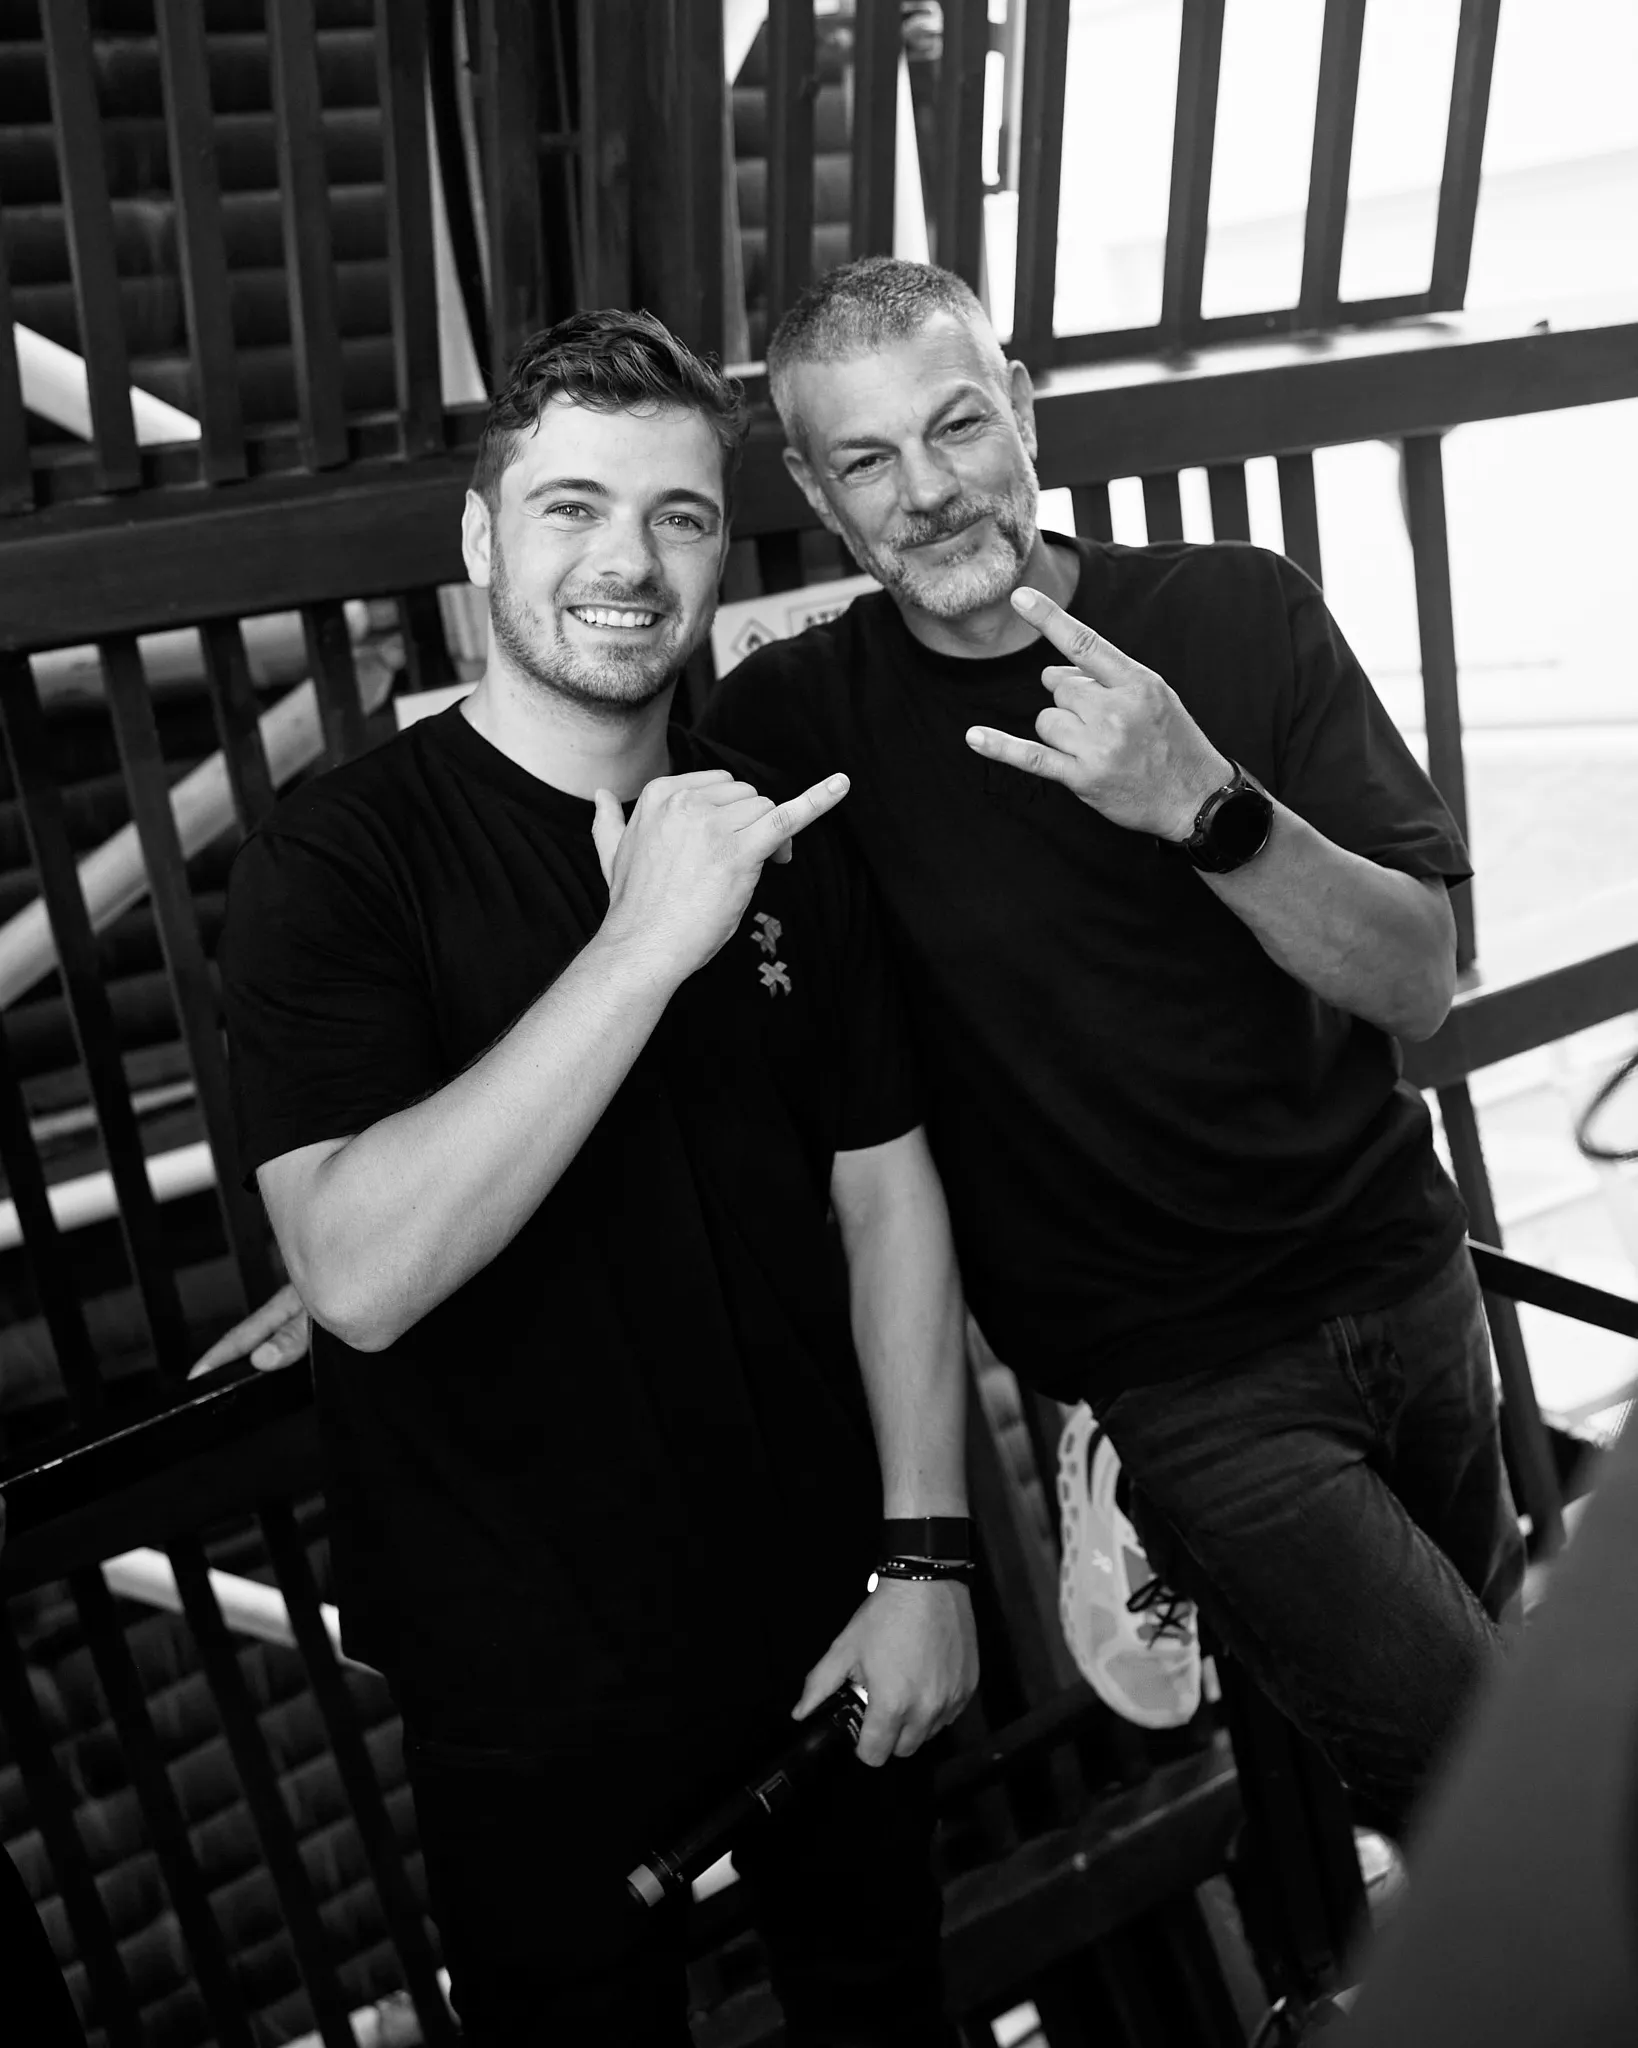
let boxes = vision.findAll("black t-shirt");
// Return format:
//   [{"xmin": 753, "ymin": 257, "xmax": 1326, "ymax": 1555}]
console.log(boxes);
[
  {"xmin": 700, "ymin": 536, "xmax": 1469, "ymax": 1398},
  {"xmin": 220, "ymin": 708, "xmax": 918, "ymax": 1744}
]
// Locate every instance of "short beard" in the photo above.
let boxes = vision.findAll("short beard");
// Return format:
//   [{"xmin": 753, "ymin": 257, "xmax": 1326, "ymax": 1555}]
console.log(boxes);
[
  {"xmin": 842, "ymin": 472, "xmax": 1040, "ymax": 621},
  {"xmin": 487, "ymin": 537, "xmax": 698, "ymax": 720}
]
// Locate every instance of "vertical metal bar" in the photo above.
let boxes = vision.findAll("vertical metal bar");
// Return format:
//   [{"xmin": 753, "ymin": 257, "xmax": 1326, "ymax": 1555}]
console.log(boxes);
[
  {"xmin": 258, "ymin": 1504, "xmax": 461, "ymax": 2047},
  {"xmin": 69, "ymin": 1568, "xmax": 256, "ymax": 2048},
  {"xmin": 478, "ymin": 0, "xmax": 546, "ymax": 380},
  {"xmin": 302, "ymin": 603, "xmax": 370, "ymax": 764},
  {"xmin": 1429, "ymin": 0, "xmax": 1503, "ymax": 313},
  {"xmin": 1069, "ymin": 484, "xmax": 1114, "ymax": 543},
  {"xmin": 199, "ymin": 620, "xmax": 279, "ymax": 832},
  {"xmin": 1298, "ymin": 0, "xmax": 1368, "ymax": 328},
  {"xmin": 165, "ymin": 1541, "xmax": 358, "ymax": 2048},
  {"xmin": 0, "ymin": 654, "xmax": 190, "ymax": 1375},
  {"xmin": 267, "ymin": 0, "xmax": 350, "ymax": 469},
  {"xmin": 1437, "ymin": 1086, "xmax": 1564, "ymax": 1553},
  {"xmin": 0, "ymin": 1022, "xmax": 101, "ymax": 1421},
  {"xmin": 1141, "ymin": 471, "xmax": 1186, "ymax": 543},
  {"xmin": 850, "ymin": 0, "xmax": 900, "ymax": 260},
  {"xmin": 155, "ymin": 0, "xmax": 247, "ymax": 482},
  {"xmin": 1275, "ymin": 452, "xmax": 1323, "ymax": 585},
  {"xmin": 1011, "ymin": 0, "xmax": 1072, "ymax": 361},
  {"xmin": 766, "ymin": 0, "xmax": 817, "ymax": 327},
  {"xmin": 0, "ymin": 1615, "xmax": 143, "ymax": 2046},
  {"xmin": 374, "ymin": 0, "xmax": 444, "ymax": 457},
  {"xmin": 38, "ymin": 0, "xmax": 141, "ymax": 490},
  {"xmin": 577, "ymin": 0, "xmax": 634, "ymax": 308},
  {"xmin": 1401, "ymin": 433, "xmax": 1475, "ymax": 971},
  {"xmin": 1158, "ymin": 0, "xmax": 1225, "ymax": 347},
  {"xmin": 101, "ymin": 637, "xmax": 275, "ymax": 1308},
  {"xmin": 394, "ymin": 588, "xmax": 456, "ymax": 695},
  {"xmin": 0, "ymin": 230, "xmax": 35, "ymax": 512},
  {"xmin": 933, "ymin": 0, "xmax": 989, "ymax": 290},
  {"xmin": 1205, "ymin": 461, "xmax": 1250, "ymax": 541}
]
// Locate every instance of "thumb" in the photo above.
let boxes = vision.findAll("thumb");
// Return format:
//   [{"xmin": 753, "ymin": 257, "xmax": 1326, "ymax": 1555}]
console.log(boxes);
[
  {"xmin": 791, "ymin": 1639, "xmax": 854, "ymax": 1721},
  {"xmin": 590, "ymin": 788, "xmax": 626, "ymax": 888}
]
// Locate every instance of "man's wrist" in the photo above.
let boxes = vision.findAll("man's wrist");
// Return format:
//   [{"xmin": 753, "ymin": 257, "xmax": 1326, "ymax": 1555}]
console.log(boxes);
[
  {"xmin": 1162, "ymin": 748, "xmax": 1236, "ymax": 843},
  {"xmin": 589, "ymin": 916, "xmax": 689, "ymax": 1002},
  {"xmin": 880, "ymin": 1514, "xmax": 974, "ymax": 1563}
]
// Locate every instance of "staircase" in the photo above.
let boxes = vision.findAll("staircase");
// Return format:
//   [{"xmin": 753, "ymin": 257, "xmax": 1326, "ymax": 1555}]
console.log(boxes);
[
  {"xmin": 0, "ymin": 0, "xmax": 396, "ymax": 442},
  {"xmin": 730, "ymin": 10, "xmax": 858, "ymax": 362}
]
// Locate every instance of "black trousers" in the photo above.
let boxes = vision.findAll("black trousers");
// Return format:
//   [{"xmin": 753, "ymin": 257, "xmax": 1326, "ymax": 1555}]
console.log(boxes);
[
  {"xmin": 404, "ymin": 1714, "xmax": 952, "ymax": 2046},
  {"xmin": 2, "ymin": 1845, "xmax": 85, "ymax": 2047}
]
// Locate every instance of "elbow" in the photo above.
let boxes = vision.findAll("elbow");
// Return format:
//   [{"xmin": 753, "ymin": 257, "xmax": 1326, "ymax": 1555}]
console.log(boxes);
[
  {"xmin": 1387, "ymin": 962, "xmax": 1457, "ymax": 1044},
  {"xmin": 288, "ymin": 1250, "xmax": 405, "ymax": 1355}
]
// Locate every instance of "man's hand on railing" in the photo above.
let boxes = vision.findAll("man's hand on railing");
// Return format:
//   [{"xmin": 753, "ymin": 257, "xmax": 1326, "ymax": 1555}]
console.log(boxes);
[{"xmin": 187, "ymin": 1282, "xmax": 311, "ymax": 1380}]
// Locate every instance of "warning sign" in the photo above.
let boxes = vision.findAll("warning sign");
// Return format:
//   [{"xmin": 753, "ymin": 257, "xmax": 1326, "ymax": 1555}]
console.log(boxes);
[{"xmin": 710, "ymin": 574, "xmax": 879, "ymax": 678}]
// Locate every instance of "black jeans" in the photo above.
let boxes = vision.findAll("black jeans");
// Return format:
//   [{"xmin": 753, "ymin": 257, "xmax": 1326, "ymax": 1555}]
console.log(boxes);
[
  {"xmin": 403, "ymin": 1714, "xmax": 951, "ymax": 2046},
  {"xmin": 1099, "ymin": 1245, "xmax": 1523, "ymax": 1840}
]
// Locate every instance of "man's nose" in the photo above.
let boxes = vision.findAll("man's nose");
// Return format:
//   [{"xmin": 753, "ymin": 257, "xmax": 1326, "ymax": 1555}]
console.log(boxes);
[
  {"xmin": 585, "ymin": 515, "xmax": 659, "ymax": 587},
  {"xmin": 898, "ymin": 442, "xmax": 960, "ymax": 514}
]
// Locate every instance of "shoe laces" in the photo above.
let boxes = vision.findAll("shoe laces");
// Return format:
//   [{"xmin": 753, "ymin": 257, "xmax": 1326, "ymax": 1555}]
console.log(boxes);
[{"xmin": 1126, "ymin": 1573, "xmax": 1194, "ymax": 1646}]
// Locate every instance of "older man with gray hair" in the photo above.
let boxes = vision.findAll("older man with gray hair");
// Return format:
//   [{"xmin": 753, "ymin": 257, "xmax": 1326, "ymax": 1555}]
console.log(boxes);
[{"xmin": 702, "ymin": 255, "xmax": 1522, "ymax": 1844}]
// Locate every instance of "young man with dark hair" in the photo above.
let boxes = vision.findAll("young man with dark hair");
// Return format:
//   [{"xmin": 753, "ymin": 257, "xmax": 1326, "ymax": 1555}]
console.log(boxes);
[
  {"xmin": 702, "ymin": 257, "xmax": 1522, "ymax": 1842},
  {"xmin": 219, "ymin": 308, "xmax": 976, "ymax": 2047}
]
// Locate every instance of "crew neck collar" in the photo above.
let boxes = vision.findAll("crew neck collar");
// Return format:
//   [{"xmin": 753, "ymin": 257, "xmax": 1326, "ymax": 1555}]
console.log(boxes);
[
  {"xmin": 424, "ymin": 702, "xmax": 697, "ymax": 824},
  {"xmin": 873, "ymin": 532, "xmax": 1097, "ymax": 680}
]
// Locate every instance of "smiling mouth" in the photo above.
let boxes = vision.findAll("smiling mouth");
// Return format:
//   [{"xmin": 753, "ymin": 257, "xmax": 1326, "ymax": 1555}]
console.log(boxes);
[
  {"xmin": 905, "ymin": 517, "xmax": 984, "ymax": 552},
  {"xmin": 566, "ymin": 605, "xmax": 664, "ymax": 630}
]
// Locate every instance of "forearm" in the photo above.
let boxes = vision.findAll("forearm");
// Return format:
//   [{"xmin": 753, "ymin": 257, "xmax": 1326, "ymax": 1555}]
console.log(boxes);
[
  {"xmin": 835, "ymin": 1137, "xmax": 968, "ymax": 1518},
  {"xmin": 272, "ymin": 926, "xmax": 676, "ymax": 1350},
  {"xmin": 1203, "ymin": 801, "xmax": 1456, "ymax": 1039}
]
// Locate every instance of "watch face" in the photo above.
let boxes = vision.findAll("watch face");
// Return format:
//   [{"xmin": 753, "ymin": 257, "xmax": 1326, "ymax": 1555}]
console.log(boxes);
[{"xmin": 1204, "ymin": 786, "xmax": 1273, "ymax": 870}]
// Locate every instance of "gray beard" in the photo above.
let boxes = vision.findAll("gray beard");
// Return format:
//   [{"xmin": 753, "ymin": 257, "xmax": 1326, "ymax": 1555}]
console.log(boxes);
[{"xmin": 846, "ymin": 474, "xmax": 1041, "ymax": 620}]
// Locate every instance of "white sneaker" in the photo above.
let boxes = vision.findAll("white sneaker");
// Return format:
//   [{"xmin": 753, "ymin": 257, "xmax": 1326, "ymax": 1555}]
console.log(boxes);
[{"xmin": 1056, "ymin": 1401, "xmax": 1202, "ymax": 1729}]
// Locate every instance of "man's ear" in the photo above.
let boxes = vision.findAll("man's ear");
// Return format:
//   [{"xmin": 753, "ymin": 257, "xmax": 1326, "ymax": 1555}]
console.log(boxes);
[
  {"xmin": 782, "ymin": 445, "xmax": 843, "ymax": 538},
  {"xmin": 1007, "ymin": 359, "xmax": 1039, "ymax": 462},
  {"xmin": 461, "ymin": 489, "xmax": 494, "ymax": 588}
]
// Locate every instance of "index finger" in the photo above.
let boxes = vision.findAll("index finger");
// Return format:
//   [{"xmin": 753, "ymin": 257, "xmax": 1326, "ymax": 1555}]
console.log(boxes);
[
  {"xmin": 854, "ymin": 1694, "xmax": 902, "ymax": 1769},
  {"xmin": 739, "ymin": 772, "xmax": 850, "ymax": 861},
  {"xmin": 1011, "ymin": 586, "xmax": 1117, "ymax": 679}
]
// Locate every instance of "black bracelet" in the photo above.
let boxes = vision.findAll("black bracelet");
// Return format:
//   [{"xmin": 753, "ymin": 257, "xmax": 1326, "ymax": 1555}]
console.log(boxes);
[
  {"xmin": 880, "ymin": 1516, "xmax": 975, "ymax": 1564},
  {"xmin": 873, "ymin": 1555, "xmax": 976, "ymax": 1584}
]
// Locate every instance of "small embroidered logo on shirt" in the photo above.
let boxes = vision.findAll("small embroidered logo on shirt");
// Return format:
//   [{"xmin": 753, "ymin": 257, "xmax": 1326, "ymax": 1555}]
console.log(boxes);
[
  {"xmin": 751, "ymin": 912, "xmax": 783, "ymax": 956},
  {"xmin": 758, "ymin": 959, "xmax": 792, "ymax": 997}
]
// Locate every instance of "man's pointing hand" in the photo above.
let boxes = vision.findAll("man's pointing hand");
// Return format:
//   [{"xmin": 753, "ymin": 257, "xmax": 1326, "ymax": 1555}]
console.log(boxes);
[
  {"xmin": 591, "ymin": 767, "xmax": 849, "ymax": 984},
  {"xmin": 964, "ymin": 585, "xmax": 1231, "ymax": 841}
]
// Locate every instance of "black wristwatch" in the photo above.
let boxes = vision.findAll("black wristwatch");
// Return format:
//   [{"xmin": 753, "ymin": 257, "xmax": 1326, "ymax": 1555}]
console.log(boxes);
[{"xmin": 1180, "ymin": 761, "xmax": 1274, "ymax": 874}]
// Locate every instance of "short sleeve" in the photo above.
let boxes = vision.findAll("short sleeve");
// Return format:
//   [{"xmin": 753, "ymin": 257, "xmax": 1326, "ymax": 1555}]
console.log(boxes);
[
  {"xmin": 220, "ymin": 827, "xmax": 443, "ymax": 1182},
  {"xmin": 826, "ymin": 837, "xmax": 923, "ymax": 1155},
  {"xmin": 1276, "ymin": 563, "xmax": 1472, "ymax": 887}
]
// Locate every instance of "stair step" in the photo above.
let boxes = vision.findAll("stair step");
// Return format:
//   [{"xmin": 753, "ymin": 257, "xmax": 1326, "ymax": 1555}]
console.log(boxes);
[
  {"xmin": 13, "ymin": 258, "xmax": 392, "ymax": 360},
  {"xmin": 1, "ymin": 184, "xmax": 389, "ymax": 286},
  {"xmin": 732, "ymin": 81, "xmax": 851, "ymax": 159},
  {"xmin": 129, "ymin": 330, "xmax": 398, "ymax": 425},
  {"xmin": 0, "ymin": 105, "xmax": 382, "ymax": 205},
  {"xmin": 735, "ymin": 152, "xmax": 852, "ymax": 232},
  {"xmin": 0, "ymin": 28, "xmax": 378, "ymax": 125}
]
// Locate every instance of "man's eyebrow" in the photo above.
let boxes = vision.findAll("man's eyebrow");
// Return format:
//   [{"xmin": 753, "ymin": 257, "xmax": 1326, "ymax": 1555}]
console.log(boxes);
[
  {"xmin": 652, "ymin": 487, "xmax": 724, "ymax": 516},
  {"xmin": 521, "ymin": 475, "xmax": 607, "ymax": 503},
  {"xmin": 824, "ymin": 384, "xmax": 994, "ymax": 455},
  {"xmin": 519, "ymin": 477, "xmax": 722, "ymax": 515}
]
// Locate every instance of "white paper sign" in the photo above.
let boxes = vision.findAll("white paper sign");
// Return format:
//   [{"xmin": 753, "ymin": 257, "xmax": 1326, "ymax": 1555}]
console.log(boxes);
[{"xmin": 709, "ymin": 574, "xmax": 879, "ymax": 678}]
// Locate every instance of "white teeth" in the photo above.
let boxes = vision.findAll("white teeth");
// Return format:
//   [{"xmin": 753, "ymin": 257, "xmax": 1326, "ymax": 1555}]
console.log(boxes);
[{"xmin": 571, "ymin": 606, "xmax": 658, "ymax": 629}]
